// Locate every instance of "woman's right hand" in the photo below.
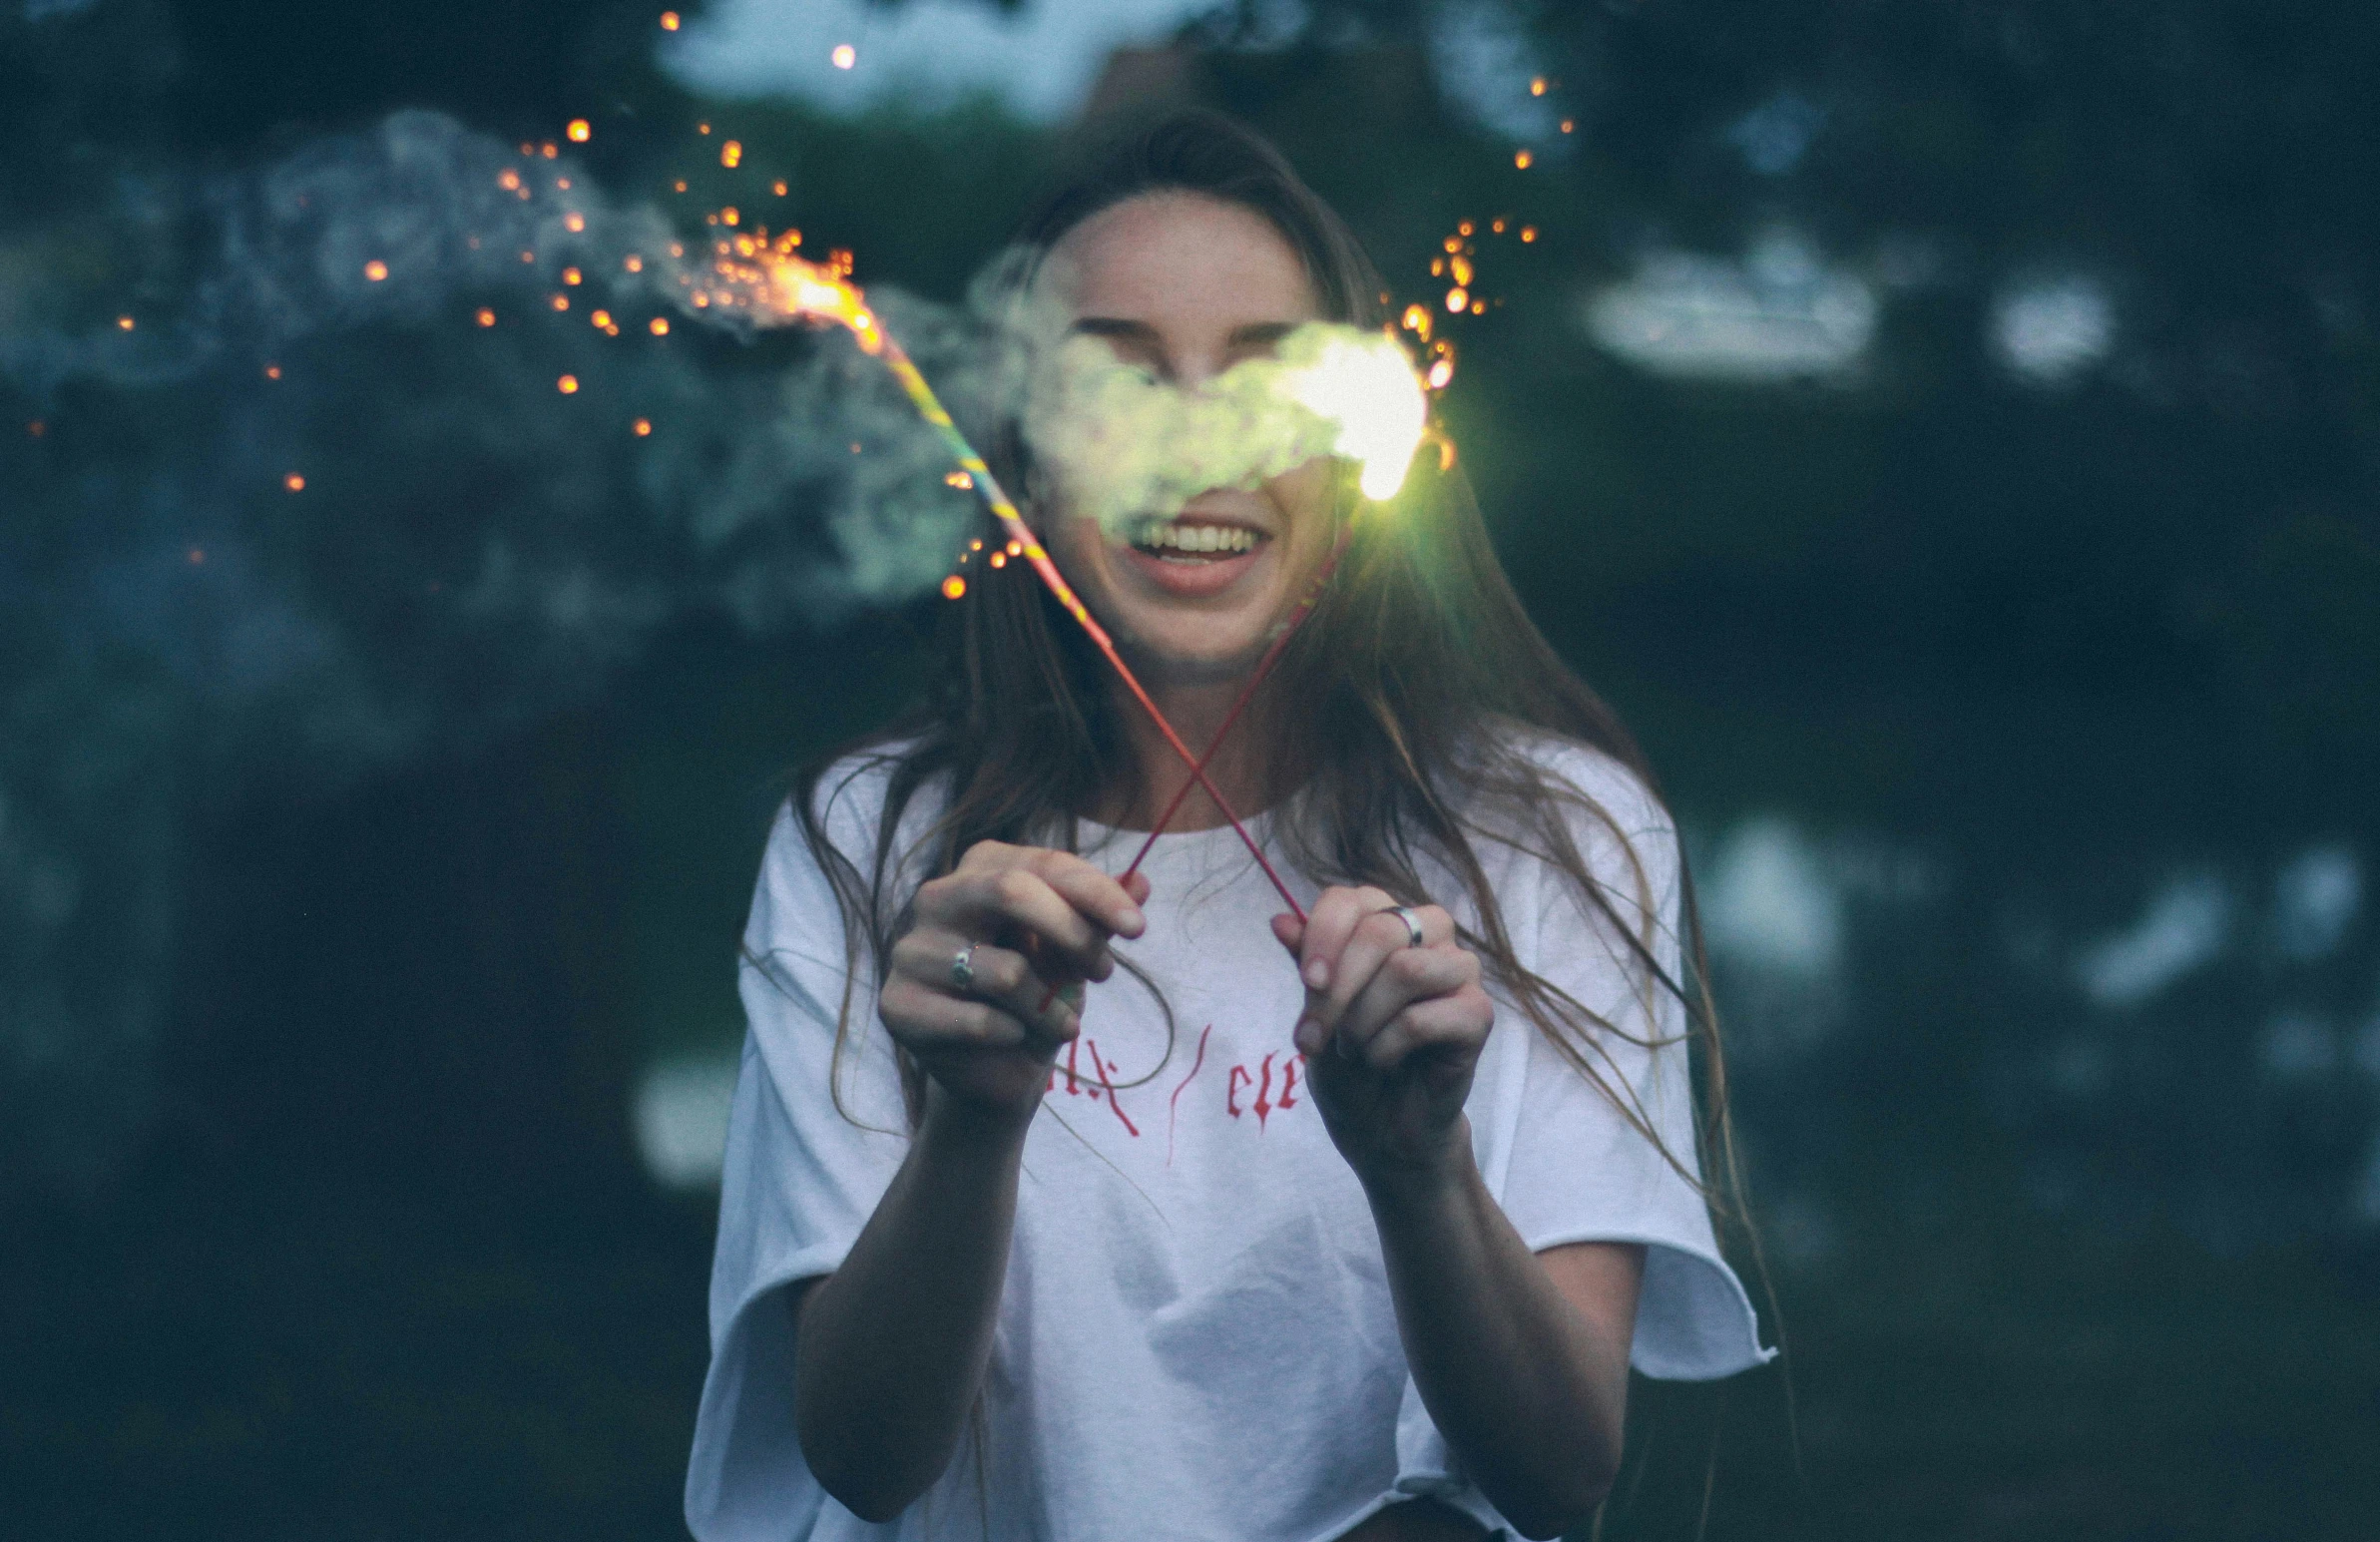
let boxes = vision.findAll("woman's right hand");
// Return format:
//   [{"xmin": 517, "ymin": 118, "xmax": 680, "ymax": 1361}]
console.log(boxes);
[{"xmin": 881, "ymin": 841, "xmax": 1150, "ymax": 1122}]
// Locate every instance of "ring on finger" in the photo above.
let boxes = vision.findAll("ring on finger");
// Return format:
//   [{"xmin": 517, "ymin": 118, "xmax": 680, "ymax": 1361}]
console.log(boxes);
[
  {"xmin": 950, "ymin": 943, "xmax": 978, "ymax": 992},
  {"xmin": 1373, "ymin": 903, "xmax": 1427, "ymax": 949}
]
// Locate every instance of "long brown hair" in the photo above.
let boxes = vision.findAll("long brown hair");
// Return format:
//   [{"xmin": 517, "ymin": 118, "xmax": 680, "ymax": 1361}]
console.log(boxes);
[{"xmin": 783, "ymin": 110, "xmax": 1747, "ymax": 1230}]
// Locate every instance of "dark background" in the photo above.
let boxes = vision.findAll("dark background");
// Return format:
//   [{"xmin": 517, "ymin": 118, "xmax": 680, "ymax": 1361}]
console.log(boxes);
[{"xmin": 4, "ymin": 2, "xmax": 2377, "ymax": 1537}]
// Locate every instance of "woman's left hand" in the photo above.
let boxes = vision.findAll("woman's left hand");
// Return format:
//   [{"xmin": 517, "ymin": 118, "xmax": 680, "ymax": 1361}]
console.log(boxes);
[{"xmin": 1270, "ymin": 887, "xmax": 1494, "ymax": 1180}]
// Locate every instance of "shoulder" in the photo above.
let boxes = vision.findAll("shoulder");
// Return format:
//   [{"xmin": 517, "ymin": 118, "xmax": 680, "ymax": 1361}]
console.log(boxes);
[
  {"xmin": 749, "ymin": 740, "xmax": 941, "ymax": 932},
  {"xmin": 1470, "ymin": 721, "xmax": 1675, "ymax": 845}
]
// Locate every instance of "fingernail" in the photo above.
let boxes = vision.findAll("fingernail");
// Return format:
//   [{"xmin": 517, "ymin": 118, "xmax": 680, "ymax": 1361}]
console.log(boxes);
[
  {"xmin": 1122, "ymin": 907, "xmax": 1146, "ymax": 934},
  {"xmin": 1303, "ymin": 957, "xmax": 1329, "ymax": 989},
  {"xmin": 1294, "ymin": 1019, "xmax": 1320, "ymax": 1055}
]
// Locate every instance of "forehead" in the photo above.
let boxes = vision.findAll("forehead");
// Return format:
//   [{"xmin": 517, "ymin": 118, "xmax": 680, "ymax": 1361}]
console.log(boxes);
[{"xmin": 1045, "ymin": 192, "xmax": 1320, "ymax": 326}]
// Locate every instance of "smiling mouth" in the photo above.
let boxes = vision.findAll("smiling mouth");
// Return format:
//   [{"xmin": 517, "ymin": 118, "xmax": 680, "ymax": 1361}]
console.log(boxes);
[{"xmin": 1128, "ymin": 520, "xmax": 1269, "ymax": 562}]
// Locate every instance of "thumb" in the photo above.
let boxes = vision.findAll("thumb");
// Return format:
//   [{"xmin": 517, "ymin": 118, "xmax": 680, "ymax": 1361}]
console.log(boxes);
[{"xmin": 1270, "ymin": 912, "xmax": 1304, "ymax": 955}]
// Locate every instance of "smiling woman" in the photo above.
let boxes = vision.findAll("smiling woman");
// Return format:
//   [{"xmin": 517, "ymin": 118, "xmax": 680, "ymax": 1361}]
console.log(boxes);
[{"xmin": 684, "ymin": 112, "xmax": 1772, "ymax": 1542}]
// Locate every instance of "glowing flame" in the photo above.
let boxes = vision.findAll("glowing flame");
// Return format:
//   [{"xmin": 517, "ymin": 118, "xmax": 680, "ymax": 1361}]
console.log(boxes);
[
  {"xmin": 831, "ymin": 43, "xmax": 856, "ymax": 69},
  {"xmin": 1280, "ymin": 331, "xmax": 1429, "ymax": 502},
  {"xmin": 567, "ymin": 119, "xmax": 591, "ymax": 143}
]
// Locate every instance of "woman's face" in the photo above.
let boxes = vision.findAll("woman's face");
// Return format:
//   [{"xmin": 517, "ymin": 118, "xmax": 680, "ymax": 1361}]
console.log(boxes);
[{"xmin": 1037, "ymin": 192, "xmax": 1337, "ymax": 682}]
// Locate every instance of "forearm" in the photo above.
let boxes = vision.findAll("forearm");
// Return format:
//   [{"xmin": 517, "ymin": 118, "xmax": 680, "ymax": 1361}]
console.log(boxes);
[
  {"xmin": 792, "ymin": 1089, "xmax": 1030, "ymax": 1520},
  {"xmin": 1361, "ymin": 1132, "xmax": 1635, "ymax": 1540}
]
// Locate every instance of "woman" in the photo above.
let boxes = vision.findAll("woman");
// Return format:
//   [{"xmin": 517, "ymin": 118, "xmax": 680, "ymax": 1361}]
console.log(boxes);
[{"xmin": 686, "ymin": 112, "xmax": 1770, "ymax": 1542}]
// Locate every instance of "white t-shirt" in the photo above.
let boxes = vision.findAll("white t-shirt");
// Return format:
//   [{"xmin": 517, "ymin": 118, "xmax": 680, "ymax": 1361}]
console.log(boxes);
[{"xmin": 686, "ymin": 734, "xmax": 1771, "ymax": 1542}]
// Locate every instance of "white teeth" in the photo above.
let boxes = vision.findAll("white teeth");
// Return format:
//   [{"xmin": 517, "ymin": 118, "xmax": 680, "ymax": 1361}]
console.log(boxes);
[{"xmin": 1136, "ymin": 524, "xmax": 1259, "ymax": 555}]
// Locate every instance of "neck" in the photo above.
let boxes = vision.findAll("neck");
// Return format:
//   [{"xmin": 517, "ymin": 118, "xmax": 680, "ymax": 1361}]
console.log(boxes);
[{"xmin": 1101, "ymin": 668, "xmax": 1273, "ymax": 832}]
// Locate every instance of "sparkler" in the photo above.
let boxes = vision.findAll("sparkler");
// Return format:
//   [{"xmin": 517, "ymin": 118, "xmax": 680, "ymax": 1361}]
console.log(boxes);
[{"xmin": 697, "ymin": 236, "xmax": 1328, "ymax": 916}]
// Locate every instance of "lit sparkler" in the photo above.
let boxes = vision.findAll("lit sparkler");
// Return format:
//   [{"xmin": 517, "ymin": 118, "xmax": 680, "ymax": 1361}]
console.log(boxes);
[{"xmin": 696, "ymin": 235, "xmax": 1318, "ymax": 913}]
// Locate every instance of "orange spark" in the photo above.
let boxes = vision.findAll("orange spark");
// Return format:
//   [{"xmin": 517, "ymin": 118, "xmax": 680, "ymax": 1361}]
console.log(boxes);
[
  {"xmin": 568, "ymin": 119, "xmax": 591, "ymax": 143},
  {"xmin": 720, "ymin": 207, "xmax": 738, "ymax": 227},
  {"xmin": 521, "ymin": 250, "xmax": 536, "ymax": 262},
  {"xmin": 1458, "ymin": 220, "xmax": 1474, "ymax": 237},
  {"xmin": 831, "ymin": 43, "xmax": 856, "ymax": 69},
  {"xmin": 624, "ymin": 255, "xmax": 644, "ymax": 272},
  {"xmin": 1427, "ymin": 358, "xmax": 1454, "ymax": 390},
  {"xmin": 565, "ymin": 213, "xmax": 586, "ymax": 233},
  {"xmin": 720, "ymin": 140, "xmax": 742, "ymax": 169},
  {"xmin": 563, "ymin": 266, "xmax": 583, "ymax": 284},
  {"xmin": 1491, "ymin": 218, "xmax": 1507, "ymax": 234},
  {"xmin": 1520, "ymin": 226, "xmax": 1538, "ymax": 243},
  {"xmin": 1514, "ymin": 149, "xmax": 1534, "ymax": 169},
  {"xmin": 941, "ymin": 575, "xmax": 966, "ymax": 600},
  {"xmin": 1560, "ymin": 119, "xmax": 1575, "ymax": 134},
  {"xmin": 364, "ymin": 260, "xmax": 388, "ymax": 281},
  {"xmin": 649, "ymin": 316, "xmax": 670, "ymax": 335},
  {"xmin": 592, "ymin": 309, "xmax": 614, "ymax": 328},
  {"xmin": 187, "ymin": 548, "xmax": 205, "ymax": 565},
  {"xmin": 945, "ymin": 471, "xmax": 973, "ymax": 489},
  {"xmin": 117, "ymin": 314, "xmax": 135, "ymax": 330},
  {"xmin": 989, "ymin": 550, "xmax": 1008, "ymax": 568},
  {"xmin": 673, "ymin": 180, "xmax": 688, "ymax": 194},
  {"xmin": 283, "ymin": 472, "xmax": 305, "ymax": 492},
  {"xmin": 264, "ymin": 363, "xmax": 282, "ymax": 379},
  {"xmin": 558, "ymin": 374, "xmax": 579, "ymax": 394},
  {"xmin": 499, "ymin": 169, "xmax": 521, "ymax": 191},
  {"xmin": 27, "ymin": 420, "xmax": 44, "ymax": 437},
  {"xmin": 698, "ymin": 123, "xmax": 711, "ymax": 135},
  {"xmin": 1530, "ymin": 76, "xmax": 1548, "ymax": 96},
  {"xmin": 476, "ymin": 307, "xmax": 496, "ymax": 326},
  {"xmin": 634, "ymin": 418, "xmax": 653, "ymax": 436},
  {"xmin": 552, "ymin": 295, "xmax": 570, "ymax": 311},
  {"xmin": 1451, "ymin": 256, "xmax": 1473, "ymax": 285},
  {"xmin": 541, "ymin": 143, "xmax": 558, "ymax": 159},
  {"xmin": 660, "ymin": 10, "xmax": 680, "ymax": 29},
  {"xmin": 1445, "ymin": 287, "xmax": 1470, "ymax": 312},
  {"xmin": 773, "ymin": 180, "xmax": 788, "ymax": 197},
  {"xmin": 1006, "ymin": 539, "xmax": 1022, "ymax": 557}
]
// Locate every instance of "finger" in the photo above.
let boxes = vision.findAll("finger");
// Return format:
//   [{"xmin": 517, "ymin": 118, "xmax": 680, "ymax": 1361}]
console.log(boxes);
[
  {"xmin": 1120, "ymin": 871, "xmax": 1152, "ymax": 908},
  {"xmin": 878, "ymin": 975, "xmax": 1034, "ymax": 1052},
  {"xmin": 935, "ymin": 866, "xmax": 1117, "ymax": 982},
  {"xmin": 1296, "ymin": 884, "xmax": 1395, "ymax": 994},
  {"xmin": 1332, "ymin": 943, "xmax": 1477, "ymax": 1057},
  {"xmin": 1359, "ymin": 984, "xmax": 1495, "ymax": 1074},
  {"xmin": 1316, "ymin": 903, "xmax": 1450, "ymax": 1041},
  {"xmin": 894, "ymin": 930, "xmax": 1082, "ymax": 1040},
  {"xmin": 1270, "ymin": 912, "xmax": 1304, "ymax": 955},
  {"xmin": 934, "ymin": 845, "xmax": 1148, "ymax": 945}
]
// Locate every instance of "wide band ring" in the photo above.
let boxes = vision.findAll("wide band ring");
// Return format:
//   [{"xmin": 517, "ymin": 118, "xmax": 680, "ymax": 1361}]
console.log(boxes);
[
  {"xmin": 1375, "ymin": 904, "xmax": 1427, "ymax": 949},
  {"xmin": 950, "ymin": 944, "xmax": 978, "ymax": 992}
]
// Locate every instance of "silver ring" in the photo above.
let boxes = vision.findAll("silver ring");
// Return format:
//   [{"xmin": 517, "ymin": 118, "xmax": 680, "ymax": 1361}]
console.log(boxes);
[
  {"xmin": 1377, "ymin": 904, "xmax": 1426, "ymax": 949},
  {"xmin": 950, "ymin": 944, "xmax": 977, "ymax": 991}
]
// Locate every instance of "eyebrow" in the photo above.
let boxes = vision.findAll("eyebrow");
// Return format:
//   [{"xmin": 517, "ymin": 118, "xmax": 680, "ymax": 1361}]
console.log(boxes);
[{"xmin": 1070, "ymin": 317, "xmax": 1302, "ymax": 349}]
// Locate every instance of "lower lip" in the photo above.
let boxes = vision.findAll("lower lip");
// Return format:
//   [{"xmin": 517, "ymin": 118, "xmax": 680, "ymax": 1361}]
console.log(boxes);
[{"xmin": 1115, "ymin": 539, "xmax": 1269, "ymax": 597}]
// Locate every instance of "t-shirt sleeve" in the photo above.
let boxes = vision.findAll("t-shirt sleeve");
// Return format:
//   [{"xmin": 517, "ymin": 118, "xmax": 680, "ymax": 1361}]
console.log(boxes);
[
  {"xmin": 684, "ymin": 771, "xmax": 915, "ymax": 1540},
  {"xmin": 1494, "ymin": 749, "xmax": 1771, "ymax": 1378}
]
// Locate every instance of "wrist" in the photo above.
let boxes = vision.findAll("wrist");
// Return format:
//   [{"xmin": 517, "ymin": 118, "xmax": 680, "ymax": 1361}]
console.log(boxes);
[
  {"xmin": 920, "ymin": 1081, "xmax": 1039, "ymax": 1156},
  {"xmin": 1351, "ymin": 1117, "xmax": 1478, "ymax": 1206}
]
